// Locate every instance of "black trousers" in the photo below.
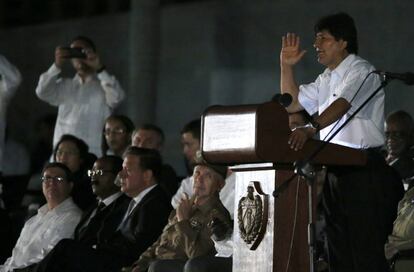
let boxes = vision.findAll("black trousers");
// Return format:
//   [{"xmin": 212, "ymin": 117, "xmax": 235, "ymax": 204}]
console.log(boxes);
[
  {"xmin": 322, "ymin": 150, "xmax": 404, "ymax": 272},
  {"xmin": 184, "ymin": 255, "xmax": 232, "ymax": 272},
  {"xmin": 31, "ymin": 239, "xmax": 124, "ymax": 272}
]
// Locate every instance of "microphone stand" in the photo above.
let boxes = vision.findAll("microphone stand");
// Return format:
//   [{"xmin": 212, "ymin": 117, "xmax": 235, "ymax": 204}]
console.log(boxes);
[{"xmin": 283, "ymin": 75, "xmax": 389, "ymax": 272}]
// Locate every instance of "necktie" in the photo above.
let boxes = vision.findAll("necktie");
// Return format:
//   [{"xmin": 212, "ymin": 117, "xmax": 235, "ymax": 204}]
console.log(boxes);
[
  {"xmin": 95, "ymin": 201, "xmax": 106, "ymax": 215},
  {"xmin": 117, "ymin": 199, "xmax": 136, "ymax": 231}
]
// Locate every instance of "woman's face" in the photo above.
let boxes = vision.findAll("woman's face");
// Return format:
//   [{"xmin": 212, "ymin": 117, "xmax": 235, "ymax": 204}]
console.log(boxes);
[
  {"xmin": 104, "ymin": 119, "xmax": 130, "ymax": 156},
  {"xmin": 55, "ymin": 141, "xmax": 82, "ymax": 172}
]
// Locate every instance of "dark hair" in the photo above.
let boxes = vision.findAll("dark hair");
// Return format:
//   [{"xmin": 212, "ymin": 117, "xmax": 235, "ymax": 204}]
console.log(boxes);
[
  {"xmin": 53, "ymin": 134, "xmax": 89, "ymax": 163},
  {"xmin": 71, "ymin": 36, "xmax": 96, "ymax": 52},
  {"xmin": 181, "ymin": 118, "xmax": 201, "ymax": 140},
  {"xmin": 386, "ymin": 110, "xmax": 414, "ymax": 133},
  {"xmin": 99, "ymin": 155, "xmax": 124, "ymax": 175},
  {"xmin": 101, "ymin": 115, "xmax": 135, "ymax": 156},
  {"xmin": 136, "ymin": 123, "xmax": 165, "ymax": 145},
  {"xmin": 43, "ymin": 162, "xmax": 73, "ymax": 183},
  {"xmin": 123, "ymin": 146, "xmax": 162, "ymax": 182},
  {"xmin": 314, "ymin": 12, "xmax": 358, "ymax": 54}
]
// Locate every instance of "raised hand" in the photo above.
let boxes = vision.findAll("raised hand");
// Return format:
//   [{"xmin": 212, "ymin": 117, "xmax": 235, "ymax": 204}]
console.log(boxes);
[
  {"xmin": 280, "ymin": 32, "xmax": 307, "ymax": 67},
  {"xmin": 54, "ymin": 46, "xmax": 70, "ymax": 68},
  {"xmin": 82, "ymin": 49, "xmax": 104, "ymax": 72},
  {"xmin": 177, "ymin": 193, "xmax": 193, "ymax": 222}
]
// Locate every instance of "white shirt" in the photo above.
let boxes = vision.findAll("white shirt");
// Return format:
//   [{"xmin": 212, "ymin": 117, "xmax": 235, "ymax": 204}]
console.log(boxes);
[
  {"xmin": 35, "ymin": 64, "xmax": 125, "ymax": 156},
  {"xmin": 171, "ymin": 173, "xmax": 236, "ymax": 257},
  {"xmin": 171, "ymin": 176, "xmax": 193, "ymax": 209},
  {"xmin": 0, "ymin": 55, "xmax": 22, "ymax": 172},
  {"xmin": 0, "ymin": 197, "xmax": 82, "ymax": 271},
  {"xmin": 299, "ymin": 54, "xmax": 384, "ymax": 149}
]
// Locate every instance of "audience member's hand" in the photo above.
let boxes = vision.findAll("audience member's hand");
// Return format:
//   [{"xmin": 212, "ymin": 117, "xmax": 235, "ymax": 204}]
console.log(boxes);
[
  {"xmin": 280, "ymin": 32, "xmax": 307, "ymax": 67},
  {"xmin": 54, "ymin": 46, "xmax": 70, "ymax": 68},
  {"xmin": 177, "ymin": 193, "xmax": 193, "ymax": 222},
  {"xmin": 82, "ymin": 49, "xmax": 104, "ymax": 72},
  {"xmin": 208, "ymin": 217, "xmax": 232, "ymax": 241}
]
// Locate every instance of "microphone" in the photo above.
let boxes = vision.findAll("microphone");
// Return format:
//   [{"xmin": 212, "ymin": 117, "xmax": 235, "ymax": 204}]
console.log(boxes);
[
  {"xmin": 272, "ymin": 93, "xmax": 293, "ymax": 107},
  {"xmin": 374, "ymin": 70, "xmax": 414, "ymax": 85}
]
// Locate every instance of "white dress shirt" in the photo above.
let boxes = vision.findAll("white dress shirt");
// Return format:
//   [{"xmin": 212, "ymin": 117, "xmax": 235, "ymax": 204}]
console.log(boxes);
[
  {"xmin": 299, "ymin": 54, "xmax": 384, "ymax": 149},
  {"xmin": 171, "ymin": 176, "xmax": 193, "ymax": 209},
  {"xmin": 0, "ymin": 197, "xmax": 82, "ymax": 271},
  {"xmin": 0, "ymin": 55, "xmax": 22, "ymax": 172},
  {"xmin": 35, "ymin": 63, "xmax": 125, "ymax": 156}
]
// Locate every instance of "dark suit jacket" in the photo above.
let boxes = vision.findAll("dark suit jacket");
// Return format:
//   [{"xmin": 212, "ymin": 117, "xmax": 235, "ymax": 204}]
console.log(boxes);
[
  {"xmin": 30, "ymin": 186, "xmax": 171, "ymax": 272},
  {"xmin": 74, "ymin": 193, "xmax": 130, "ymax": 247},
  {"xmin": 98, "ymin": 185, "xmax": 172, "ymax": 266}
]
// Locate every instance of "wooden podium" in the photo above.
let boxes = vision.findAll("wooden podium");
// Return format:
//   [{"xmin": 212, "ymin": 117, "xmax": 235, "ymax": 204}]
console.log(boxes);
[{"xmin": 201, "ymin": 102, "xmax": 366, "ymax": 272}]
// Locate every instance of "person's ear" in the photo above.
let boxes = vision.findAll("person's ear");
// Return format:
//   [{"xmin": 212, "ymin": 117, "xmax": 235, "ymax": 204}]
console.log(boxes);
[
  {"xmin": 143, "ymin": 169, "xmax": 153, "ymax": 184},
  {"xmin": 340, "ymin": 39, "xmax": 348, "ymax": 51}
]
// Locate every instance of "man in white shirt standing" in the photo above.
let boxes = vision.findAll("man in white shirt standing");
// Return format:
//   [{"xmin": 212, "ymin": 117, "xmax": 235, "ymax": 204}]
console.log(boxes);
[
  {"xmin": 35, "ymin": 36, "xmax": 125, "ymax": 157},
  {"xmin": 279, "ymin": 12, "xmax": 403, "ymax": 272},
  {"xmin": 171, "ymin": 119, "xmax": 201, "ymax": 208},
  {"xmin": 0, "ymin": 162, "xmax": 82, "ymax": 271},
  {"xmin": 0, "ymin": 55, "xmax": 22, "ymax": 177}
]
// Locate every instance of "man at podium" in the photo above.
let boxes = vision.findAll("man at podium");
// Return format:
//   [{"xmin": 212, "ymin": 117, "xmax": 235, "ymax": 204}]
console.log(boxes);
[{"xmin": 279, "ymin": 12, "xmax": 404, "ymax": 272}]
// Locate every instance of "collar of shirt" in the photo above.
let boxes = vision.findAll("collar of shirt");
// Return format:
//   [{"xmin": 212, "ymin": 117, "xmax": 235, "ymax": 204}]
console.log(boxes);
[
  {"xmin": 73, "ymin": 73, "xmax": 97, "ymax": 84},
  {"xmin": 131, "ymin": 184, "xmax": 157, "ymax": 208},
  {"xmin": 38, "ymin": 197, "xmax": 76, "ymax": 215},
  {"xmin": 321, "ymin": 54, "xmax": 356, "ymax": 79},
  {"xmin": 98, "ymin": 191, "xmax": 123, "ymax": 207},
  {"xmin": 194, "ymin": 194, "xmax": 221, "ymax": 215}
]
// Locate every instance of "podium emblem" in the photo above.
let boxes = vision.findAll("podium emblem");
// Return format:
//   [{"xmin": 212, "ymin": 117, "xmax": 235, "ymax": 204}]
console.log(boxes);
[{"xmin": 238, "ymin": 182, "xmax": 268, "ymax": 250}]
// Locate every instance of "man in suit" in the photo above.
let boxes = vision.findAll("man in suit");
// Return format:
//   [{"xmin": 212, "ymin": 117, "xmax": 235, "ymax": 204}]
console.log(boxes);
[
  {"xmin": 19, "ymin": 156, "xmax": 127, "ymax": 272},
  {"xmin": 131, "ymin": 123, "xmax": 179, "ymax": 198},
  {"xmin": 74, "ymin": 155, "xmax": 129, "ymax": 246},
  {"xmin": 29, "ymin": 149, "xmax": 171, "ymax": 271}
]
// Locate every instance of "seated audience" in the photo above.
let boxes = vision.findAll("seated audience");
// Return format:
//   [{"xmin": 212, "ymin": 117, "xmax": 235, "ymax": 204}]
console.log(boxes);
[
  {"xmin": 76, "ymin": 155, "xmax": 130, "ymax": 246},
  {"xmin": 102, "ymin": 115, "xmax": 134, "ymax": 157},
  {"xmin": 53, "ymin": 134, "xmax": 96, "ymax": 210},
  {"xmin": 132, "ymin": 124, "xmax": 179, "ymax": 198},
  {"xmin": 0, "ymin": 163, "xmax": 82, "ymax": 271},
  {"xmin": 384, "ymin": 185, "xmax": 414, "ymax": 271},
  {"xmin": 385, "ymin": 110, "xmax": 414, "ymax": 190},
  {"xmin": 32, "ymin": 147, "xmax": 171, "ymax": 272},
  {"xmin": 26, "ymin": 156, "xmax": 130, "ymax": 271},
  {"xmin": 124, "ymin": 151, "xmax": 232, "ymax": 272}
]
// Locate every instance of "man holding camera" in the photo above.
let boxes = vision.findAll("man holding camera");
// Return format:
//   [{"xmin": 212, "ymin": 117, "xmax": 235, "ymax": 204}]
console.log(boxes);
[{"xmin": 35, "ymin": 36, "xmax": 125, "ymax": 157}]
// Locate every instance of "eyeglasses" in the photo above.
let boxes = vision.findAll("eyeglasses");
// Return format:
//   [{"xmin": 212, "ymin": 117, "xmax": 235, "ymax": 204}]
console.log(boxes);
[
  {"xmin": 87, "ymin": 169, "xmax": 113, "ymax": 177},
  {"xmin": 103, "ymin": 128, "xmax": 126, "ymax": 136},
  {"xmin": 41, "ymin": 176, "xmax": 65, "ymax": 183}
]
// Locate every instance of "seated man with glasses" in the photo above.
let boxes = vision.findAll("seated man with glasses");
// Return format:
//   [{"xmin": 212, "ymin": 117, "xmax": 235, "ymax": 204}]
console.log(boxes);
[
  {"xmin": 27, "ymin": 148, "xmax": 171, "ymax": 272},
  {"xmin": 19, "ymin": 156, "xmax": 130, "ymax": 272},
  {"xmin": 0, "ymin": 163, "xmax": 82, "ymax": 272},
  {"xmin": 385, "ymin": 110, "xmax": 414, "ymax": 190}
]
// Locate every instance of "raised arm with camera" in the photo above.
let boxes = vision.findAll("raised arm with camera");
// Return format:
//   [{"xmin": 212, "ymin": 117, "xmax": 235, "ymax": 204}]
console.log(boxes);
[{"xmin": 35, "ymin": 36, "xmax": 125, "ymax": 157}]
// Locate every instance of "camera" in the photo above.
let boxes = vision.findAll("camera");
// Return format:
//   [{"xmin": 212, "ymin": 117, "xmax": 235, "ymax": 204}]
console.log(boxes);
[{"xmin": 61, "ymin": 46, "xmax": 86, "ymax": 59}]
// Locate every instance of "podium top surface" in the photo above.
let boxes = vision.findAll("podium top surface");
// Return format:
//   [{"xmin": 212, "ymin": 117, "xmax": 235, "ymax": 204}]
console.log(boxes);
[{"xmin": 201, "ymin": 102, "xmax": 367, "ymax": 166}]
